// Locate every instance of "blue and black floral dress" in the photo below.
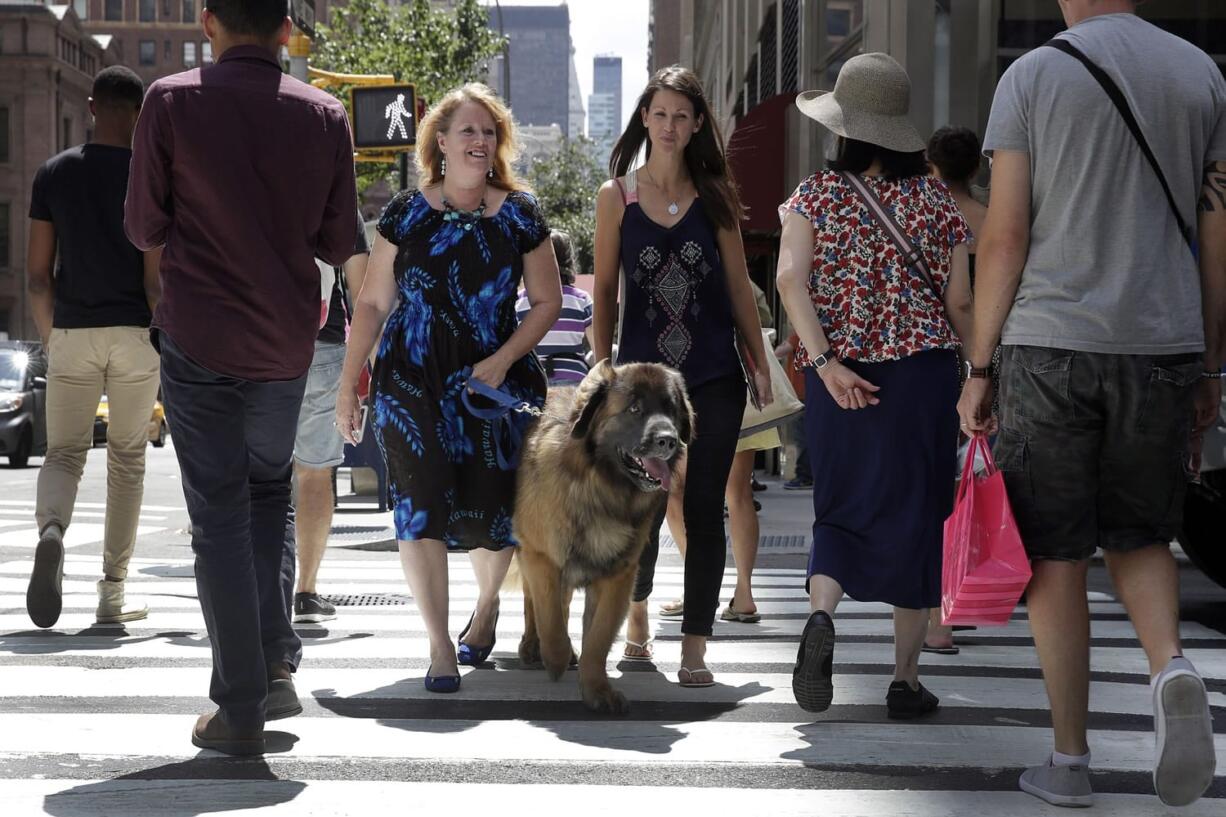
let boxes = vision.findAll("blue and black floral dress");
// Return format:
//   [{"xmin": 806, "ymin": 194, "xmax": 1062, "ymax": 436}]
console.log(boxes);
[{"xmin": 373, "ymin": 189, "xmax": 549, "ymax": 549}]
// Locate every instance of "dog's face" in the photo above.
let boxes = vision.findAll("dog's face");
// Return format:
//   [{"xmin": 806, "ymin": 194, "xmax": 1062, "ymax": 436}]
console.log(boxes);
[{"xmin": 569, "ymin": 360, "xmax": 694, "ymax": 492}]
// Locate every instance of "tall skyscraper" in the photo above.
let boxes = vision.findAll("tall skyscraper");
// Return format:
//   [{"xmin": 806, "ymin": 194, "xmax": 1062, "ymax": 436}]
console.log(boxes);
[
  {"xmin": 486, "ymin": 4, "xmax": 574, "ymax": 138},
  {"xmin": 589, "ymin": 55, "xmax": 623, "ymax": 165},
  {"xmin": 593, "ymin": 55, "xmax": 623, "ymax": 132}
]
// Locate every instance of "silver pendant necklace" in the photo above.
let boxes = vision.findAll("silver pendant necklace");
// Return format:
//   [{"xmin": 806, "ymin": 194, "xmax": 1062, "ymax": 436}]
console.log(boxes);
[{"xmin": 645, "ymin": 166, "xmax": 681, "ymax": 216}]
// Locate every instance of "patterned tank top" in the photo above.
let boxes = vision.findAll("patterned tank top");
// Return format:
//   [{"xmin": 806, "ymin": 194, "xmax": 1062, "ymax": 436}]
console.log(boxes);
[{"xmin": 615, "ymin": 171, "xmax": 741, "ymax": 388}]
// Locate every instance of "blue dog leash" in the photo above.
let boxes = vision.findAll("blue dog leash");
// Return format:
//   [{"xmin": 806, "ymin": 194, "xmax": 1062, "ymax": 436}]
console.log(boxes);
[{"xmin": 461, "ymin": 378, "xmax": 542, "ymax": 470}]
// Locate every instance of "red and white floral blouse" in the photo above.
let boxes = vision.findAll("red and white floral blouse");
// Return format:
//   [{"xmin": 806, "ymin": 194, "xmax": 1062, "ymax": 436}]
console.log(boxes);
[{"xmin": 780, "ymin": 171, "xmax": 971, "ymax": 366}]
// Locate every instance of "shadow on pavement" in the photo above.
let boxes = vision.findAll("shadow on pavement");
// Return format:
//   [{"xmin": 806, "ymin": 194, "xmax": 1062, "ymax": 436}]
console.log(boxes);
[
  {"xmin": 42, "ymin": 755, "xmax": 305, "ymax": 816},
  {"xmin": 313, "ymin": 652, "xmax": 768, "ymax": 755}
]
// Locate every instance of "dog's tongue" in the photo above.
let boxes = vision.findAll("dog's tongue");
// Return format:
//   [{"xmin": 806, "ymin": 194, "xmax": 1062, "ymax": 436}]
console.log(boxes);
[{"xmin": 641, "ymin": 457, "xmax": 671, "ymax": 491}]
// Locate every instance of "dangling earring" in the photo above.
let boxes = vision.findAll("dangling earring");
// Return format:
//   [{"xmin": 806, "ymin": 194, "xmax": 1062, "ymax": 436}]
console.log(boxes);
[
  {"xmin": 441, "ymin": 156, "xmax": 447, "ymax": 176},
  {"xmin": 487, "ymin": 166, "xmax": 494, "ymax": 179}
]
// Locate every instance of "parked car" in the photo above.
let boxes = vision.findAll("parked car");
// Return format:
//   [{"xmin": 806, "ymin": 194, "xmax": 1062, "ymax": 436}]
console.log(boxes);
[
  {"xmin": 0, "ymin": 341, "xmax": 48, "ymax": 467},
  {"xmin": 1179, "ymin": 391, "xmax": 1226, "ymax": 589},
  {"xmin": 94, "ymin": 397, "xmax": 168, "ymax": 448}
]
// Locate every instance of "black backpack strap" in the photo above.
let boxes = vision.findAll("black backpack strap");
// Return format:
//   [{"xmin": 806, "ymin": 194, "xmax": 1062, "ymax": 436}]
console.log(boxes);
[{"xmin": 1043, "ymin": 38, "xmax": 1193, "ymax": 250}]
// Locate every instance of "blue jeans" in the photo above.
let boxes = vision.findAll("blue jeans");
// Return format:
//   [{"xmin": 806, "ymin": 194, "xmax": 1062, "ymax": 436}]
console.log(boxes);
[{"xmin": 157, "ymin": 332, "xmax": 306, "ymax": 730}]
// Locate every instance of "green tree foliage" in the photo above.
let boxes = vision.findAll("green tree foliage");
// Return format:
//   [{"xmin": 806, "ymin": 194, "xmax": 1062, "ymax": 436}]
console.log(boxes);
[
  {"xmin": 527, "ymin": 137, "xmax": 606, "ymax": 275},
  {"xmin": 312, "ymin": 0, "xmax": 505, "ymax": 195}
]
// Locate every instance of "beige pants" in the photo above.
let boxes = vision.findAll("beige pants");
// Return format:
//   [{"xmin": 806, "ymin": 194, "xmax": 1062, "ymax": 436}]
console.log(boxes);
[{"xmin": 36, "ymin": 327, "xmax": 160, "ymax": 580}]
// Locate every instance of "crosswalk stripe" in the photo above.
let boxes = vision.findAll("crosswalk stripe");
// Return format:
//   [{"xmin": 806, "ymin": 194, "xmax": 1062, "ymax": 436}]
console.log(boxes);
[
  {"xmin": 0, "ymin": 548, "xmax": 1220, "ymax": 809},
  {"xmin": 1, "ymin": 608, "xmax": 1218, "ymax": 641},
  {"xmin": 0, "ymin": 524, "xmax": 166, "ymax": 551},
  {"xmin": 2, "ymin": 781, "xmax": 1219, "ymax": 817},
  {"xmin": 1, "ymin": 666, "xmax": 1217, "ymax": 715},
  {"xmin": 1, "ymin": 712, "xmax": 1221, "ymax": 774},
  {"xmin": 0, "ymin": 500, "xmax": 184, "ymax": 513}
]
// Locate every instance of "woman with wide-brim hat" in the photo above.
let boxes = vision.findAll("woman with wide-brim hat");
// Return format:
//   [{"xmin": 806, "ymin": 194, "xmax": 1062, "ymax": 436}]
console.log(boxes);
[{"xmin": 775, "ymin": 52, "xmax": 974, "ymax": 719}]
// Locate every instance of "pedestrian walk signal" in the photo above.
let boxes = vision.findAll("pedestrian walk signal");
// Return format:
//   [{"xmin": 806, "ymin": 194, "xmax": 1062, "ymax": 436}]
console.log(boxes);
[{"xmin": 351, "ymin": 84, "xmax": 417, "ymax": 150}]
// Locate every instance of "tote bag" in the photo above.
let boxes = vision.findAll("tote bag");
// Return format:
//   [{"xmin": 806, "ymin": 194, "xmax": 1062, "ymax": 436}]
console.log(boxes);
[{"xmin": 738, "ymin": 328, "xmax": 804, "ymax": 438}]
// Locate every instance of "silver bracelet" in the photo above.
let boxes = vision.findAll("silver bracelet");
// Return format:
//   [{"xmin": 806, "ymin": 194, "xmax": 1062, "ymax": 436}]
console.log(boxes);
[{"xmin": 1202, "ymin": 371, "xmax": 1224, "ymax": 379}]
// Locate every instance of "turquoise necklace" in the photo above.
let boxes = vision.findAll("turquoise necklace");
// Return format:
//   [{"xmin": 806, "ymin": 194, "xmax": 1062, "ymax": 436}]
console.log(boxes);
[{"xmin": 441, "ymin": 192, "xmax": 487, "ymax": 230}]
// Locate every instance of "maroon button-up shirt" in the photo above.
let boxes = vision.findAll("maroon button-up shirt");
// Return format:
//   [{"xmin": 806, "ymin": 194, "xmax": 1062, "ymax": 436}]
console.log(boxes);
[{"xmin": 125, "ymin": 45, "xmax": 357, "ymax": 381}]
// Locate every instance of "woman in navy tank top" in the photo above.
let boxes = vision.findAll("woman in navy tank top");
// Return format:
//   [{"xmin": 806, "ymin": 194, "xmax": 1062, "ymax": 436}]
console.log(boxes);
[{"xmin": 591, "ymin": 66, "xmax": 774, "ymax": 688}]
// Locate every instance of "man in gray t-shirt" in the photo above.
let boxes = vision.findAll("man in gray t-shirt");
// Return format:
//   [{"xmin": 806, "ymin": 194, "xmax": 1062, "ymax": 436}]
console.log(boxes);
[{"xmin": 958, "ymin": 0, "xmax": 1224, "ymax": 809}]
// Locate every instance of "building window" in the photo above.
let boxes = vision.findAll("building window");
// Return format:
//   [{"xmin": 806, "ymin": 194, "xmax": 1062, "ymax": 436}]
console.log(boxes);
[
  {"xmin": 183, "ymin": 41, "xmax": 196, "ymax": 67},
  {"xmin": 140, "ymin": 0, "xmax": 155, "ymax": 22},
  {"xmin": 183, "ymin": 0, "xmax": 195, "ymax": 23},
  {"xmin": 202, "ymin": 41, "xmax": 213, "ymax": 64},
  {"xmin": 139, "ymin": 40, "xmax": 156, "ymax": 65},
  {"xmin": 0, "ymin": 107, "xmax": 8, "ymax": 164},
  {"xmin": 164, "ymin": 40, "xmax": 171, "ymax": 60},
  {"xmin": 106, "ymin": 0, "xmax": 123, "ymax": 22},
  {"xmin": 74, "ymin": 0, "xmax": 88, "ymax": 19},
  {"xmin": 827, "ymin": 8, "xmax": 852, "ymax": 38},
  {"xmin": 0, "ymin": 203, "xmax": 9, "ymax": 269}
]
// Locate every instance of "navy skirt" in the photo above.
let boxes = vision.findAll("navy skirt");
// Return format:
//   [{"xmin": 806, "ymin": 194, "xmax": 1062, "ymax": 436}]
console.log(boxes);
[{"xmin": 804, "ymin": 349, "xmax": 959, "ymax": 610}]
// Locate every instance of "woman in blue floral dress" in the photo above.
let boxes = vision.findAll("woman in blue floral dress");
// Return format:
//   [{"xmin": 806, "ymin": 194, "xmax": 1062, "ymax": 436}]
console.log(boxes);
[{"xmin": 336, "ymin": 84, "xmax": 561, "ymax": 693}]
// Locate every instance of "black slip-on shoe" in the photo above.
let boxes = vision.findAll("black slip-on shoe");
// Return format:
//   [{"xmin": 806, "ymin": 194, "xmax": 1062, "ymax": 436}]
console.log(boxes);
[
  {"xmin": 886, "ymin": 680, "xmax": 940, "ymax": 720},
  {"xmin": 793, "ymin": 610, "xmax": 835, "ymax": 713}
]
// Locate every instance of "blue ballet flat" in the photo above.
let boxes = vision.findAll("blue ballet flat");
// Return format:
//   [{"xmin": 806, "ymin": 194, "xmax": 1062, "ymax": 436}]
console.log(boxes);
[
  {"xmin": 424, "ymin": 667, "xmax": 461, "ymax": 694},
  {"xmin": 457, "ymin": 610, "xmax": 499, "ymax": 666}
]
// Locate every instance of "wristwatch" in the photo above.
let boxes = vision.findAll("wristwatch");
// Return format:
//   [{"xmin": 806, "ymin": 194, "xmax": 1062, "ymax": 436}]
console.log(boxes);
[
  {"xmin": 964, "ymin": 361, "xmax": 990, "ymax": 380},
  {"xmin": 812, "ymin": 348, "xmax": 837, "ymax": 371}
]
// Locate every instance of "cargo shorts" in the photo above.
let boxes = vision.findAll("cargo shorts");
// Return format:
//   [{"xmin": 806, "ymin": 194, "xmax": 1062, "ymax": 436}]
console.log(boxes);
[
  {"xmin": 994, "ymin": 345, "xmax": 1200, "ymax": 561},
  {"xmin": 294, "ymin": 341, "xmax": 347, "ymax": 468}
]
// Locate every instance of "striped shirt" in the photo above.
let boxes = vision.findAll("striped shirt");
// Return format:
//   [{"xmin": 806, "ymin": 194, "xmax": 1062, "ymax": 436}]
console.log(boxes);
[{"xmin": 516, "ymin": 284, "xmax": 594, "ymax": 383}]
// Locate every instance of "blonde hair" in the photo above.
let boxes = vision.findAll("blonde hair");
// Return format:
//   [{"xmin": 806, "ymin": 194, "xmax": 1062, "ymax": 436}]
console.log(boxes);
[{"xmin": 416, "ymin": 83, "xmax": 528, "ymax": 192}]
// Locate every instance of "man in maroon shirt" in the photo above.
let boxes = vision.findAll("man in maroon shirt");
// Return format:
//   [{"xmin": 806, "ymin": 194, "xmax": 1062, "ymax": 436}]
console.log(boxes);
[{"xmin": 124, "ymin": 0, "xmax": 356, "ymax": 756}]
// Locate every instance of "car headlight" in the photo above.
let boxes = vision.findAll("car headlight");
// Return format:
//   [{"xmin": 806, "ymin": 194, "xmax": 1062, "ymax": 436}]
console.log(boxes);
[{"xmin": 0, "ymin": 393, "xmax": 23, "ymax": 412}]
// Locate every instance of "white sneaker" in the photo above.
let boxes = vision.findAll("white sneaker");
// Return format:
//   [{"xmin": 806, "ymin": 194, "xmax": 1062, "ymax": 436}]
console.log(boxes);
[
  {"xmin": 95, "ymin": 579, "xmax": 148, "ymax": 624},
  {"xmin": 1153, "ymin": 656, "xmax": 1216, "ymax": 807}
]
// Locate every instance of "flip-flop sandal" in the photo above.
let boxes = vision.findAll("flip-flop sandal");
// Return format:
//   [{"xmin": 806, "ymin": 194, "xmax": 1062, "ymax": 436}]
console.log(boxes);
[
  {"xmin": 622, "ymin": 638, "xmax": 654, "ymax": 662},
  {"xmin": 658, "ymin": 599, "xmax": 684, "ymax": 618},
  {"xmin": 677, "ymin": 667, "xmax": 715, "ymax": 688},
  {"xmin": 921, "ymin": 644, "xmax": 960, "ymax": 655},
  {"xmin": 720, "ymin": 605, "xmax": 761, "ymax": 624}
]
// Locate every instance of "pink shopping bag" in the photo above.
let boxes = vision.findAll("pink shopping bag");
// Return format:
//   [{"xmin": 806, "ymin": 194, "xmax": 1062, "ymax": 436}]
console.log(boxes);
[{"xmin": 941, "ymin": 434, "xmax": 1032, "ymax": 626}]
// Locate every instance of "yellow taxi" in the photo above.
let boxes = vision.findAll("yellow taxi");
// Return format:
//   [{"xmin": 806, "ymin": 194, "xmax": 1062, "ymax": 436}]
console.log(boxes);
[{"xmin": 94, "ymin": 397, "xmax": 168, "ymax": 448}]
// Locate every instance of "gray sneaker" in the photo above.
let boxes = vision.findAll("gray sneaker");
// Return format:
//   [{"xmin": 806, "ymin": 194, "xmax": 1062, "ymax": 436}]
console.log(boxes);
[
  {"xmin": 1153, "ymin": 657, "xmax": 1216, "ymax": 807},
  {"xmin": 1018, "ymin": 758, "xmax": 1093, "ymax": 808},
  {"xmin": 293, "ymin": 592, "xmax": 336, "ymax": 624}
]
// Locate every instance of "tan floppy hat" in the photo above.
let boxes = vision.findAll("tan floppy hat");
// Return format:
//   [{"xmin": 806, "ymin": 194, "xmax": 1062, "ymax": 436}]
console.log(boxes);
[{"xmin": 795, "ymin": 52, "xmax": 925, "ymax": 153}]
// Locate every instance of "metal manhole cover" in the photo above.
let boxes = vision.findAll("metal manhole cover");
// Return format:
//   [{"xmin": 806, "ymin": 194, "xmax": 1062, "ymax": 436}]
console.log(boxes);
[{"xmin": 324, "ymin": 593, "xmax": 411, "ymax": 607}]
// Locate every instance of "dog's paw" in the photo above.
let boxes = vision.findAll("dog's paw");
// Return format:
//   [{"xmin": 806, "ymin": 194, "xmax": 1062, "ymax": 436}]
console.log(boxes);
[
  {"xmin": 581, "ymin": 680, "xmax": 630, "ymax": 715},
  {"xmin": 518, "ymin": 635, "xmax": 542, "ymax": 667},
  {"xmin": 541, "ymin": 639, "xmax": 575, "ymax": 680}
]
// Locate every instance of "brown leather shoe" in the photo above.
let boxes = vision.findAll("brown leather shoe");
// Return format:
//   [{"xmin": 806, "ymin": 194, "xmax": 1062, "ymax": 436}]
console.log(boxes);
[
  {"xmin": 266, "ymin": 678, "xmax": 302, "ymax": 721},
  {"xmin": 190, "ymin": 711, "xmax": 265, "ymax": 755}
]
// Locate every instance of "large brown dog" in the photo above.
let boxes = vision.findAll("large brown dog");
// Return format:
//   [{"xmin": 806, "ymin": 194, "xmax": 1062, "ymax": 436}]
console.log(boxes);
[{"xmin": 514, "ymin": 360, "xmax": 693, "ymax": 714}]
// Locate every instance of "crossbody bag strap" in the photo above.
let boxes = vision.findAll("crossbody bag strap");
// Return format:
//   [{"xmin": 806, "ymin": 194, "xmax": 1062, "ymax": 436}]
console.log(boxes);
[
  {"xmin": 1043, "ymin": 38, "xmax": 1193, "ymax": 250},
  {"xmin": 841, "ymin": 171, "xmax": 941, "ymax": 301}
]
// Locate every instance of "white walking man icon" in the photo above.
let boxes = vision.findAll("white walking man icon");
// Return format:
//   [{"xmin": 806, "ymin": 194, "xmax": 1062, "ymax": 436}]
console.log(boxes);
[{"xmin": 384, "ymin": 93, "xmax": 412, "ymax": 140}]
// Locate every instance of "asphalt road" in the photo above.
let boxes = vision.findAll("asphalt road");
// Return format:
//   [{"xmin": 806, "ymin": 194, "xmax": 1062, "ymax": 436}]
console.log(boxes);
[{"xmin": 0, "ymin": 441, "xmax": 1221, "ymax": 816}]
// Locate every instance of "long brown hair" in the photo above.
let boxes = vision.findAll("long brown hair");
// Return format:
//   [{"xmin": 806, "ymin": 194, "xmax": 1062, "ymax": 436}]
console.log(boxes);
[
  {"xmin": 608, "ymin": 65, "xmax": 743, "ymax": 230},
  {"xmin": 416, "ymin": 83, "xmax": 528, "ymax": 192}
]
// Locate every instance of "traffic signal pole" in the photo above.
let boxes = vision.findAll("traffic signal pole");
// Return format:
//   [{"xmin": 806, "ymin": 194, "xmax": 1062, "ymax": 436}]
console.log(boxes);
[{"xmin": 288, "ymin": 30, "xmax": 310, "ymax": 83}]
